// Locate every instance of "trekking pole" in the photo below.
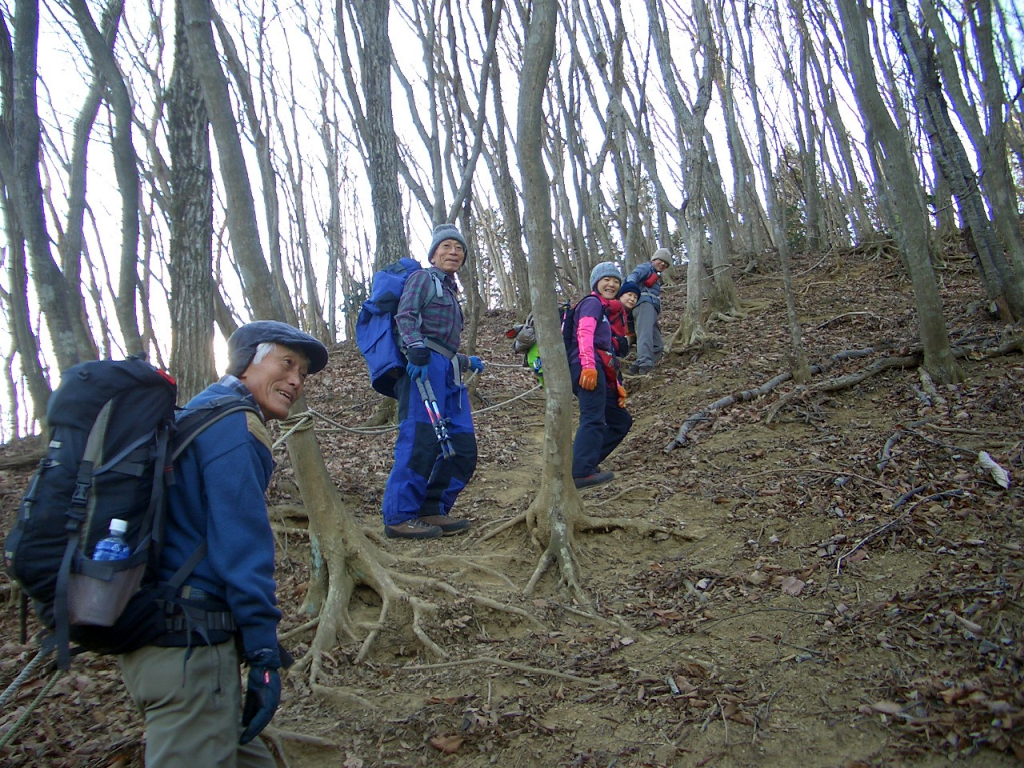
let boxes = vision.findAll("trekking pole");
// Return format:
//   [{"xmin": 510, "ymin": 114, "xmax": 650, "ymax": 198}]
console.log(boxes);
[{"xmin": 414, "ymin": 378, "xmax": 457, "ymax": 459}]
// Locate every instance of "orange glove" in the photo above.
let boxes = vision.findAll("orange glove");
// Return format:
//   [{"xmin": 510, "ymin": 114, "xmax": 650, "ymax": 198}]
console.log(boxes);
[
  {"xmin": 617, "ymin": 383, "xmax": 627, "ymax": 408},
  {"xmin": 579, "ymin": 368, "xmax": 598, "ymax": 391}
]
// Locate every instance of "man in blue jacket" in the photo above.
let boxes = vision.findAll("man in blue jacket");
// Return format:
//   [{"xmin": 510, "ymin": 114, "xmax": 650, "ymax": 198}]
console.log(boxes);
[
  {"xmin": 625, "ymin": 248, "xmax": 672, "ymax": 375},
  {"xmin": 381, "ymin": 223, "xmax": 484, "ymax": 540},
  {"xmin": 119, "ymin": 321, "xmax": 328, "ymax": 768}
]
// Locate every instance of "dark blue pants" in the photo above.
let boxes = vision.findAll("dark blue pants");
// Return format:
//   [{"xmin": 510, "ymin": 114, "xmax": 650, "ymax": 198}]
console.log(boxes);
[
  {"xmin": 381, "ymin": 353, "xmax": 477, "ymax": 525},
  {"xmin": 570, "ymin": 362, "xmax": 633, "ymax": 478}
]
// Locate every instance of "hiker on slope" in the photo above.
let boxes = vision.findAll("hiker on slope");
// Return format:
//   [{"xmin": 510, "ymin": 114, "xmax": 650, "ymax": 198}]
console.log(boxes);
[
  {"xmin": 381, "ymin": 223, "xmax": 484, "ymax": 540},
  {"xmin": 568, "ymin": 262, "xmax": 633, "ymax": 489},
  {"xmin": 119, "ymin": 321, "xmax": 328, "ymax": 768},
  {"xmin": 625, "ymin": 248, "xmax": 672, "ymax": 376}
]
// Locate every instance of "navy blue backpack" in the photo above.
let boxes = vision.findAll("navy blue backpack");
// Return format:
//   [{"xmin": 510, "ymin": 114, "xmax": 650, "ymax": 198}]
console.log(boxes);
[
  {"xmin": 4, "ymin": 357, "xmax": 256, "ymax": 667},
  {"xmin": 356, "ymin": 258, "xmax": 442, "ymax": 398}
]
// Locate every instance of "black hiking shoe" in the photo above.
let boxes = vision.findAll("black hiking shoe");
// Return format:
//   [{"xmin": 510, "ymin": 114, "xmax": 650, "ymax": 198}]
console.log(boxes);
[
  {"xmin": 418, "ymin": 515, "xmax": 471, "ymax": 535},
  {"xmin": 626, "ymin": 364, "xmax": 652, "ymax": 376},
  {"xmin": 385, "ymin": 519, "xmax": 443, "ymax": 539},
  {"xmin": 574, "ymin": 471, "xmax": 615, "ymax": 489}
]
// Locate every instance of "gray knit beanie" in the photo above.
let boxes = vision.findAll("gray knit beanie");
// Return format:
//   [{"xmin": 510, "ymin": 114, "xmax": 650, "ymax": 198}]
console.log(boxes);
[
  {"xmin": 652, "ymin": 248, "xmax": 672, "ymax": 266},
  {"xmin": 427, "ymin": 223, "xmax": 469, "ymax": 266},
  {"xmin": 589, "ymin": 261, "xmax": 623, "ymax": 291}
]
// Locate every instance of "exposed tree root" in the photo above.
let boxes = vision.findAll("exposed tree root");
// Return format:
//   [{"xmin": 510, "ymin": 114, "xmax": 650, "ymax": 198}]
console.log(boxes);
[
  {"xmin": 707, "ymin": 298, "xmax": 768, "ymax": 324},
  {"xmin": 576, "ymin": 512, "xmax": 698, "ymax": 541},
  {"xmin": 280, "ymin": 405, "xmax": 546, "ymax": 711}
]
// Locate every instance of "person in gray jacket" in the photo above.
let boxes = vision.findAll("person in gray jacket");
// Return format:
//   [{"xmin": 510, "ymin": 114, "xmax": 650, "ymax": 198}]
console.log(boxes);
[{"xmin": 625, "ymin": 248, "xmax": 672, "ymax": 375}]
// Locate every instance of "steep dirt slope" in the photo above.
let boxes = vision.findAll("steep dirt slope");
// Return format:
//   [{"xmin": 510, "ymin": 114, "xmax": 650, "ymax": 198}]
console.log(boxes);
[{"xmin": 1, "ymin": 249, "xmax": 1021, "ymax": 767}]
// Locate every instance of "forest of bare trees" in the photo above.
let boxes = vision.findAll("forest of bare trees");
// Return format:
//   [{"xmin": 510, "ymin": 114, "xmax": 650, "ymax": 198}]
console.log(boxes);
[
  {"xmin": 1, "ymin": 0, "xmax": 1021, "ymax": 440},
  {"xmin": 1, "ymin": 0, "xmax": 1023, "ymax": 725}
]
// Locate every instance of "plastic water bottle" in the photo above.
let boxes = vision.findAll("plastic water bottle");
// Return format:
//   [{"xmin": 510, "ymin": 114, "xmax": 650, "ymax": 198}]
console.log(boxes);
[{"xmin": 93, "ymin": 518, "xmax": 130, "ymax": 562}]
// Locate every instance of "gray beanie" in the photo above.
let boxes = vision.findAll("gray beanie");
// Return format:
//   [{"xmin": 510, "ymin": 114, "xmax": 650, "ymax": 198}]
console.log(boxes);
[
  {"xmin": 227, "ymin": 320, "xmax": 329, "ymax": 377},
  {"xmin": 652, "ymin": 248, "xmax": 672, "ymax": 266},
  {"xmin": 589, "ymin": 261, "xmax": 623, "ymax": 291},
  {"xmin": 427, "ymin": 223, "xmax": 469, "ymax": 266}
]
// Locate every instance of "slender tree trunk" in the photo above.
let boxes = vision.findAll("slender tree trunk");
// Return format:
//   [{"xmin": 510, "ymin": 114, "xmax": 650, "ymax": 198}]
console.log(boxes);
[
  {"xmin": 10, "ymin": 0, "xmax": 84, "ymax": 371},
  {"xmin": 518, "ymin": 0, "xmax": 585, "ymax": 592},
  {"xmin": 890, "ymin": 0, "xmax": 1022, "ymax": 321},
  {"xmin": 837, "ymin": 0, "xmax": 961, "ymax": 383},
  {"xmin": 168, "ymin": 0, "xmax": 216, "ymax": 400},
  {"xmin": 336, "ymin": 0, "xmax": 408, "ymax": 269},
  {"xmin": 69, "ymin": 0, "xmax": 143, "ymax": 355},
  {"xmin": 732, "ymin": 0, "xmax": 809, "ymax": 380},
  {"xmin": 180, "ymin": 0, "xmax": 287, "ymax": 321}
]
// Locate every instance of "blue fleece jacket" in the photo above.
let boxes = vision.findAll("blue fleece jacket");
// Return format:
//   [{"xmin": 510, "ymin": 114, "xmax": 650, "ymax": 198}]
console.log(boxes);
[{"xmin": 161, "ymin": 379, "xmax": 280, "ymax": 654}]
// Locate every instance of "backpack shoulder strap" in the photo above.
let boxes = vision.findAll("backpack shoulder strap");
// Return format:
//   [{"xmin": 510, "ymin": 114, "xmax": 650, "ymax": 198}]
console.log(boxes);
[
  {"xmin": 147, "ymin": 396, "xmax": 261, "ymax": 599},
  {"xmin": 171, "ymin": 397, "xmax": 260, "ymax": 462}
]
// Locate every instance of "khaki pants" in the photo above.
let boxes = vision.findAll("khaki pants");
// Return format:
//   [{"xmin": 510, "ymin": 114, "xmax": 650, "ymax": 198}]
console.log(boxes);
[{"xmin": 120, "ymin": 642, "xmax": 276, "ymax": 768}]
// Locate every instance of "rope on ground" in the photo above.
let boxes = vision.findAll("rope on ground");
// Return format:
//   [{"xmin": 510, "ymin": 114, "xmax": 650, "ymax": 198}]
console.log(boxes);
[
  {"xmin": 305, "ymin": 382, "xmax": 545, "ymax": 436},
  {"xmin": 0, "ymin": 656, "xmax": 62, "ymax": 750},
  {"xmin": 0, "ymin": 643, "xmax": 54, "ymax": 709},
  {"xmin": 471, "ymin": 384, "xmax": 543, "ymax": 415}
]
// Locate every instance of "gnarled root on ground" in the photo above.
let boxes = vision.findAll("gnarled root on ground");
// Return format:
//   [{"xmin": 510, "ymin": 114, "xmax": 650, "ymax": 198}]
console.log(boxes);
[{"xmin": 285, "ymin": 421, "xmax": 540, "ymax": 708}]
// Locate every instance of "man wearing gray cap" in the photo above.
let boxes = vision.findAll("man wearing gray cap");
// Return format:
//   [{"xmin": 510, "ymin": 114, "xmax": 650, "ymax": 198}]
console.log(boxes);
[
  {"xmin": 381, "ymin": 223, "xmax": 484, "ymax": 540},
  {"xmin": 119, "ymin": 320, "xmax": 327, "ymax": 767},
  {"xmin": 625, "ymin": 248, "xmax": 672, "ymax": 375}
]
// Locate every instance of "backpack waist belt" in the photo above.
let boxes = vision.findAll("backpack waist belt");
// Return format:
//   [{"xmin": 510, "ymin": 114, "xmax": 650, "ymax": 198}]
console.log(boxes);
[{"xmin": 156, "ymin": 585, "xmax": 237, "ymax": 644}]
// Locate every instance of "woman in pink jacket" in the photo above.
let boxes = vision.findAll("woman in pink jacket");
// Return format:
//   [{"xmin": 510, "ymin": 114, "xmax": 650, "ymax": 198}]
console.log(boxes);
[{"xmin": 566, "ymin": 262, "xmax": 633, "ymax": 489}]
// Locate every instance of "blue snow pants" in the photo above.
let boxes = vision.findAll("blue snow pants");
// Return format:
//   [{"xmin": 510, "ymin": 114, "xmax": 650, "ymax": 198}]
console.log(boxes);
[{"xmin": 381, "ymin": 351, "xmax": 477, "ymax": 525}]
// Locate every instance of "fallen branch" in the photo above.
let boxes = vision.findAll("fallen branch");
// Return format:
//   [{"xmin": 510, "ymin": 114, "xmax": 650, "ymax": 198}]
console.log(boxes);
[
  {"xmin": 835, "ymin": 488, "xmax": 967, "ymax": 574},
  {"xmin": 665, "ymin": 347, "xmax": 879, "ymax": 451}
]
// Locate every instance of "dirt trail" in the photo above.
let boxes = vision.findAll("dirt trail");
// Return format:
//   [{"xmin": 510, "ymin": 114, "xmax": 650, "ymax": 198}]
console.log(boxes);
[{"xmin": 1, "ymin": 253, "xmax": 1022, "ymax": 767}]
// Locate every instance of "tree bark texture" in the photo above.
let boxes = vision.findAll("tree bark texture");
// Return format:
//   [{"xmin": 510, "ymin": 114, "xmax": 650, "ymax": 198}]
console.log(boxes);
[
  {"xmin": 10, "ymin": 0, "xmax": 85, "ymax": 371},
  {"xmin": 180, "ymin": 0, "xmax": 287, "ymax": 321},
  {"xmin": 517, "ymin": 0, "xmax": 583, "ymax": 563},
  {"xmin": 69, "ymin": 0, "xmax": 144, "ymax": 355},
  {"xmin": 337, "ymin": 0, "xmax": 409, "ymax": 270},
  {"xmin": 890, "ymin": 0, "xmax": 1022, "ymax": 321},
  {"xmin": 168, "ymin": 0, "xmax": 216, "ymax": 401},
  {"xmin": 837, "ymin": 0, "xmax": 961, "ymax": 384}
]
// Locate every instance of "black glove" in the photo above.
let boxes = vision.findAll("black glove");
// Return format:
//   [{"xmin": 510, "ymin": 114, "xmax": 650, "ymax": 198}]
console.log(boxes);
[
  {"xmin": 240, "ymin": 647, "xmax": 281, "ymax": 745},
  {"xmin": 613, "ymin": 335, "xmax": 630, "ymax": 357},
  {"xmin": 405, "ymin": 346, "xmax": 431, "ymax": 366}
]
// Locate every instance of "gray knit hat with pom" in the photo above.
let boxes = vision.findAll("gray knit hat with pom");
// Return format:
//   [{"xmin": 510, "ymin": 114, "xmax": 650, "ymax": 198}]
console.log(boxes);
[
  {"xmin": 589, "ymin": 261, "xmax": 623, "ymax": 291},
  {"xmin": 427, "ymin": 223, "xmax": 469, "ymax": 266}
]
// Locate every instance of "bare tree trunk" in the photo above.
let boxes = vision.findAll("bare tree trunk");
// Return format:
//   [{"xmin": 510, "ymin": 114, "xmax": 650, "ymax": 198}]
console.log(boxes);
[
  {"xmin": 8, "ymin": 1, "xmax": 86, "ymax": 371},
  {"xmin": 168, "ymin": 0, "xmax": 216, "ymax": 401},
  {"xmin": 648, "ymin": 0, "xmax": 717, "ymax": 345},
  {"xmin": 180, "ymin": 0, "xmax": 288, "ymax": 321},
  {"xmin": 481, "ymin": 29, "xmax": 529, "ymax": 318},
  {"xmin": 335, "ymin": 0, "xmax": 408, "ymax": 269},
  {"xmin": 0, "ymin": 17, "xmax": 48, "ymax": 424},
  {"xmin": 518, "ymin": 0, "xmax": 589, "ymax": 599},
  {"xmin": 920, "ymin": 0, "xmax": 1024, "ymax": 287},
  {"xmin": 732, "ymin": 0, "xmax": 809, "ymax": 381},
  {"xmin": 837, "ymin": 0, "xmax": 961, "ymax": 384},
  {"xmin": 210, "ymin": 10, "xmax": 298, "ymax": 327},
  {"xmin": 890, "ymin": 0, "xmax": 1023, "ymax": 322},
  {"xmin": 69, "ymin": 0, "xmax": 143, "ymax": 355}
]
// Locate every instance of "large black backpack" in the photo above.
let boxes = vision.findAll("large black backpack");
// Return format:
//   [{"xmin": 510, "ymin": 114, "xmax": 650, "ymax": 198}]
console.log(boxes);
[{"xmin": 3, "ymin": 357, "xmax": 256, "ymax": 668}]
